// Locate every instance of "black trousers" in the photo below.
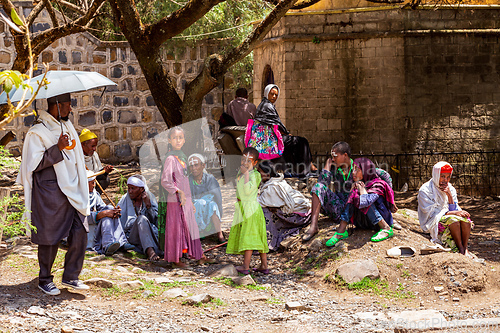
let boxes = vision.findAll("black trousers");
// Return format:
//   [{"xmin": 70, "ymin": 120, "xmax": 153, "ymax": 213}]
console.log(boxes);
[{"xmin": 37, "ymin": 211, "xmax": 87, "ymax": 285}]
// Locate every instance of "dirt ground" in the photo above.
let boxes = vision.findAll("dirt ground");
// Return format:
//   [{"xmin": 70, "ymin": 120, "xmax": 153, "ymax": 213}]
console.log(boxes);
[{"xmin": 1, "ymin": 165, "xmax": 500, "ymax": 330}]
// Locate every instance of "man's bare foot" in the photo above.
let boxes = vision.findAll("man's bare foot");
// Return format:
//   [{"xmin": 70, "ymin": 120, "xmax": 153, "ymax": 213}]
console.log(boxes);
[
  {"xmin": 198, "ymin": 255, "xmax": 216, "ymax": 265},
  {"xmin": 302, "ymin": 229, "xmax": 318, "ymax": 242},
  {"xmin": 146, "ymin": 247, "xmax": 159, "ymax": 261},
  {"xmin": 464, "ymin": 249, "xmax": 473, "ymax": 258}
]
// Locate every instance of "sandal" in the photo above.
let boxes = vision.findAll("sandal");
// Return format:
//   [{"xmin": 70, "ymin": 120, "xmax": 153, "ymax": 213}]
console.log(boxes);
[
  {"xmin": 236, "ymin": 267, "xmax": 250, "ymax": 275},
  {"xmin": 252, "ymin": 268, "xmax": 270, "ymax": 275},
  {"xmin": 325, "ymin": 230, "xmax": 348, "ymax": 247},
  {"xmin": 371, "ymin": 228, "xmax": 394, "ymax": 242}
]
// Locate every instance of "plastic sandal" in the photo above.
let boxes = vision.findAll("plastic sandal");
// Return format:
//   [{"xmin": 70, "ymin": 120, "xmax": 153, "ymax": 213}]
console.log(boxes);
[
  {"xmin": 325, "ymin": 230, "xmax": 349, "ymax": 247},
  {"xmin": 252, "ymin": 268, "xmax": 270, "ymax": 275},
  {"xmin": 236, "ymin": 267, "xmax": 250, "ymax": 275},
  {"xmin": 371, "ymin": 228, "xmax": 394, "ymax": 242}
]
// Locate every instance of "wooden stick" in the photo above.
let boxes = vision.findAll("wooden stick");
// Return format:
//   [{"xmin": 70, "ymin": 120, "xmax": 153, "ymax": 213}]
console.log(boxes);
[
  {"xmin": 203, "ymin": 241, "xmax": 228, "ymax": 253},
  {"xmin": 87, "ymin": 169, "xmax": 107, "ymax": 178},
  {"xmin": 95, "ymin": 179, "xmax": 117, "ymax": 208}
]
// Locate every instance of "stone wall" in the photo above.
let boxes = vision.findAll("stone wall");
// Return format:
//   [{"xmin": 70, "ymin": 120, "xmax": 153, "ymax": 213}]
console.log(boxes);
[
  {"xmin": 253, "ymin": 7, "xmax": 500, "ymax": 155},
  {"xmin": 0, "ymin": 2, "xmax": 229, "ymax": 163}
]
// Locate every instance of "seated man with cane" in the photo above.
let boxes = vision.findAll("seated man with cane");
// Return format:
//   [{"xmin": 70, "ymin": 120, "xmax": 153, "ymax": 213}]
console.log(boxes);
[{"xmin": 86, "ymin": 170, "xmax": 133, "ymax": 255}]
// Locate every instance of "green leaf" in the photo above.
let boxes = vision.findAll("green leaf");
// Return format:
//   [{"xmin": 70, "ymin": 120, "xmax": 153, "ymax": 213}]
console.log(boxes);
[
  {"xmin": 10, "ymin": 9, "xmax": 23, "ymax": 26},
  {"xmin": 3, "ymin": 80, "xmax": 13, "ymax": 94}
]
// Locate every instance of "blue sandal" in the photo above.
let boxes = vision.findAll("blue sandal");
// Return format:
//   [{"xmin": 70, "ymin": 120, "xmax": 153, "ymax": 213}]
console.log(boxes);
[{"xmin": 325, "ymin": 230, "xmax": 349, "ymax": 247}]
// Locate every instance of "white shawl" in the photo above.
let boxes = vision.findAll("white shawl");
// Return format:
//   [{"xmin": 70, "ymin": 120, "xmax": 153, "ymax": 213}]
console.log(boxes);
[
  {"xmin": 17, "ymin": 110, "xmax": 90, "ymax": 220},
  {"xmin": 84, "ymin": 151, "xmax": 103, "ymax": 173},
  {"xmin": 417, "ymin": 161, "xmax": 460, "ymax": 243},
  {"xmin": 258, "ymin": 174, "xmax": 311, "ymax": 214}
]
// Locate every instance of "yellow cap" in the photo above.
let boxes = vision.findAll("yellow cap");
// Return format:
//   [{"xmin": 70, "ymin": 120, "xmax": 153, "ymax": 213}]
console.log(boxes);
[{"xmin": 79, "ymin": 128, "xmax": 98, "ymax": 143}]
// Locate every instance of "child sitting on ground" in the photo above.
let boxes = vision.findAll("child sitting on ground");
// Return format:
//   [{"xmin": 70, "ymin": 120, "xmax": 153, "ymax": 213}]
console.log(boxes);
[{"xmin": 226, "ymin": 147, "xmax": 269, "ymax": 274}]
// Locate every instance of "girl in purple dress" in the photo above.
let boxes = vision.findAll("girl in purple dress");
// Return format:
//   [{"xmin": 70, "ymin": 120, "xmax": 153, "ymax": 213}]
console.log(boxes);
[{"xmin": 160, "ymin": 127, "xmax": 211, "ymax": 267}]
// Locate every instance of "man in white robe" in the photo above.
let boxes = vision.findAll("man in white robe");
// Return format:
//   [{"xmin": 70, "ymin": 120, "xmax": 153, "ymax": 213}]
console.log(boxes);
[{"xmin": 17, "ymin": 93, "xmax": 90, "ymax": 295}]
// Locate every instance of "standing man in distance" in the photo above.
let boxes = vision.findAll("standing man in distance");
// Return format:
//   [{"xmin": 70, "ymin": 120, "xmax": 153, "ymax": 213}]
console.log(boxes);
[
  {"xmin": 17, "ymin": 93, "xmax": 90, "ymax": 295},
  {"xmin": 227, "ymin": 87, "xmax": 257, "ymax": 126},
  {"xmin": 79, "ymin": 128, "xmax": 113, "ymax": 192}
]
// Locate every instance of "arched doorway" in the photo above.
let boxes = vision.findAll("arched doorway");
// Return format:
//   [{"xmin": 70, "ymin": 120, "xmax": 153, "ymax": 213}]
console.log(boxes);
[{"xmin": 261, "ymin": 65, "xmax": 274, "ymax": 98}]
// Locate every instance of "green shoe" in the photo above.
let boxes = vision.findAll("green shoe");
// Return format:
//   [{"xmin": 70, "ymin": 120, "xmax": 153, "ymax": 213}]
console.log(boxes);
[
  {"xmin": 371, "ymin": 228, "xmax": 394, "ymax": 242},
  {"xmin": 325, "ymin": 230, "xmax": 349, "ymax": 247}
]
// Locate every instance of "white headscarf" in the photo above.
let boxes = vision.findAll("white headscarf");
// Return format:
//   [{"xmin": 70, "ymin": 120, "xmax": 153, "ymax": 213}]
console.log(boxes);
[
  {"xmin": 264, "ymin": 84, "xmax": 280, "ymax": 103},
  {"xmin": 417, "ymin": 161, "xmax": 459, "ymax": 242},
  {"xmin": 127, "ymin": 175, "xmax": 149, "ymax": 192},
  {"xmin": 188, "ymin": 153, "xmax": 205, "ymax": 165},
  {"xmin": 17, "ymin": 110, "xmax": 90, "ymax": 220}
]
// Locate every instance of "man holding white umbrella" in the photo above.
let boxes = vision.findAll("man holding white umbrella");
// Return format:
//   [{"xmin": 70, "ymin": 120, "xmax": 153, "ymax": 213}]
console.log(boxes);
[
  {"xmin": 17, "ymin": 92, "xmax": 90, "ymax": 295},
  {"xmin": 11, "ymin": 70, "xmax": 117, "ymax": 295}
]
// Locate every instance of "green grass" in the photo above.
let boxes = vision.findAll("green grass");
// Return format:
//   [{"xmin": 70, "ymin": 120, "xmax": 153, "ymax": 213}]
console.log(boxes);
[
  {"xmin": 401, "ymin": 270, "xmax": 410, "ymax": 278},
  {"xmin": 266, "ymin": 297, "xmax": 283, "ymax": 305},
  {"xmin": 102, "ymin": 279, "xmax": 203, "ymax": 299},
  {"xmin": 213, "ymin": 277, "xmax": 266, "ymax": 290},
  {"xmin": 346, "ymin": 277, "xmax": 415, "ymax": 300},
  {"xmin": 396, "ymin": 263, "xmax": 403, "ymax": 269},
  {"xmin": 294, "ymin": 267, "xmax": 306, "ymax": 275}
]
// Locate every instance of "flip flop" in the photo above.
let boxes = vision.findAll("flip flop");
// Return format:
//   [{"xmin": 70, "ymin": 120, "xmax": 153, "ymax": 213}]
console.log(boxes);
[
  {"xmin": 252, "ymin": 268, "xmax": 270, "ymax": 275},
  {"xmin": 302, "ymin": 232, "xmax": 317, "ymax": 242},
  {"xmin": 420, "ymin": 244, "xmax": 451, "ymax": 255},
  {"xmin": 236, "ymin": 267, "xmax": 250, "ymax": 275},
  {"xmin": 371, "ymin": 228, "xmax": 394, "ymax": 242}
]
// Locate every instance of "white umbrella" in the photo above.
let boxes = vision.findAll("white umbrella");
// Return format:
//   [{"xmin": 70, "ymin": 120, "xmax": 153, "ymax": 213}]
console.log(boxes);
[{"xmin": 0, "ymin": 70, "xmax": 117, "ymax": 104}]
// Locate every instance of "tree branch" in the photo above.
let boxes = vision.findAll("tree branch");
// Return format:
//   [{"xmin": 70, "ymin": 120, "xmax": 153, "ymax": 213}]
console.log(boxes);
[
  {"xmin": 145, "ymin": 0, "xmax": 224, "ymax": 47},
  {"xmin": 108, "ymin": 0, "xmax": 145, "ymax": 45},
  {"xmin": 42, "ymin": 0, "xmax": 59, "ymax": 28},
  {"xmin": 27, "ymin": 1, "xmax": 45, "ymax": 26},
  {"xmin": 222, "ymin": 0, "xmax": 298, "ymax": 69},
  {"xmin": 57, "ymin": 0, "xmax": 86, "ymax": 15},
  {"xmin": 263, "ymin": 0, "xmax": 321, "ymax": 9}
]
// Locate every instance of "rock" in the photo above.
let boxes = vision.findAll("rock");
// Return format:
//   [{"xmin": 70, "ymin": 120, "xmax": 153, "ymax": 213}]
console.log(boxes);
[
  {"xmin": 184, "ymin": 294, "xmax": 213, "ymax": 305},
  {"xmin": 308, "ymin": 238, "xmax": 323, "ymax": 252},
  {"xmin": 439, "ymin": 291, "xmax": 449, "ymax": 296},
  {"xmin": 95, "ymin": 267, "xmax": 112, "ymax": 274},
  {"xmin": 60, "ymin": 311, "xmax": 83, "ymax": 320},
  {"xmin": 336, "ymin": 259, "xmax": 379, "ymax": 284},
  {"xmin": 154, "ymin": 277, "xmax": 174, "ymax": 284},
  {"xmin": 355, "ymin": 312, "xmax": 387, "ymax": 321},
  {"xmin": 453, "ymin": 297, "xmax": 460, "ymax": 302},
  {"xmin": 118, "ymin": 280, "xmax": 144, "ymax": 290},
  {"xmin": 162, "ymin": 288, "xmax": 188, "ymax": 299},
  {"xmin": 434, "ymin": 286, "xmax": 444, "ymax": 292},
  {"xmin": 114, "ymin": 266, "xmax": 130, "ymax": 273},
  {"xmin": 208, "ymin": 264, "xmax": 238, "ymax": 278},
  {"xmin": 285, "ymin": 301, "xmax": 306, "ymax": 311},
  {"xmin": 200, "ymin": 326, "xmax": 211, "ymax": 332},
  {"xmin": 230, "ymin": 275, "xmax": 256, "ymax": 286},
  {"xmin": 250, "ymin": 296, "xmax": 269, "ymax": 302},
  {"xmin": 280, "ymin": 236, "xmax": 299, "ymax": 249},
  {"xmin": 387, "ymin": 310, "xmax": 447, "ymax": 329},
  {"xmin": 176, "ymin": 277, "xmax": 192, "ymax": 282},
  {"xmin": 131, "ymin": 267, "xmax": 144, "ymax": 274},
  {"xmin": 87, "ymin": 254, "xmax": 106, "ymax": 262},
  {"xmin": 142, "ymin": 290, "xmax": 154, "ymax": 298},
  {"xmin": 85, "ymin": 278, "xmax": 114, "ymax": 288},
  {"xmin": 61, "ymin": 326, "xmax": 73, "ymax": 333},
  {"xmin": 27, "ymin": 306, "xmax": 45, "ymax": 316}
]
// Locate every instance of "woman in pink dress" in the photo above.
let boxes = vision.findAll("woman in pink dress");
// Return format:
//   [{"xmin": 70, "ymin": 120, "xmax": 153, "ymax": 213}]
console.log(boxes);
[{"xmin": 160, "ymin": 127, "xmax": 210, "ymax": 267}]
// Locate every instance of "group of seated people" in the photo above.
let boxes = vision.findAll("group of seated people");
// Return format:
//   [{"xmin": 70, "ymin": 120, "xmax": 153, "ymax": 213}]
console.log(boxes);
[{"xmin": 82, "ymin": 86, "xmax": 474, "ymax": 264}]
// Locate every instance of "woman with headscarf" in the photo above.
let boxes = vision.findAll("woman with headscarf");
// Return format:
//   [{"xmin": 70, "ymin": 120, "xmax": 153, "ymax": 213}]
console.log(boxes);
[
  {"xmin": 257, "ymin": 160, "xmax": 311, "ymax": 251},
  {"xmin": 188, "ymin": 153, "xmax": 226, "ymax": 244},
  {"xmin": 325, "ymin": 157, "xmax": 397, "ymax": 247},
  {"xmin": 245, "ymin": 84, "xmax": 315, "ymax": 176},
  {"xmin": 418, "ymin": 162, "xmax": 473, "ymax": 256}
]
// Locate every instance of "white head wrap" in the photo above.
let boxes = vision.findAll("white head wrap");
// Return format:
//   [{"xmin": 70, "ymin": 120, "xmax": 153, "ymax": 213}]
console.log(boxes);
[
  {"xmin": 188, "ymin": 153, "xmax": 205, "ymax": 166},
  {"xmin": 264, "ymin": 84, "xmax": 280, "ymax": 103},
  {"xmin": 417, "ymin": 161, "xmax": 459, "ymax": 243},
  {"xmin": 127, "ymin": 175, "xmax": 149, "ymax": 192}
]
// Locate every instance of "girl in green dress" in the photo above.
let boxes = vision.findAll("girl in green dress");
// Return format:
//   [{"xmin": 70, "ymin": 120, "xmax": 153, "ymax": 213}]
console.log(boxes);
[{"xmin": 226, "ymin": 147, "xmax": 269, "ymax": 275}]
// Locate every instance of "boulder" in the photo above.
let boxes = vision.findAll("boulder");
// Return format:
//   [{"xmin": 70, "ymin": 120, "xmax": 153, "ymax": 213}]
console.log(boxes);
[
  {"xmin": 184, "ymin": 294, "xmax": 213, "ymax": 305},
  {"xmin": 162, "ymin": 288, "xmax": 188, "ymax": 299},
  {"xmin": 336, "ymin": 259, "xmax": 379, "ymax": 284},
  {"xmin": 230, "ymin": 275, "xmax": 256, "ymax": 286},
  {"xmin": 208, "ymin": 264, "xmax": 238, "ymax": 278},
  {"xmin": 118, "ymin": 280, "xmax": 144, "ymax": 290},
  {"xmin": 85, "ymin": 278, "xmax": 114, "ymax": 288}
]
